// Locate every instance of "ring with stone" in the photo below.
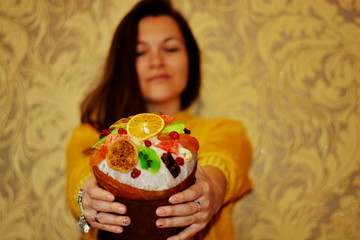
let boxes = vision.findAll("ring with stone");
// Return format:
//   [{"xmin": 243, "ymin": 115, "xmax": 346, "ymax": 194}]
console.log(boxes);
[{"xmin": 194, "ymin": 200, "xmax": 201, "ymax": 212}]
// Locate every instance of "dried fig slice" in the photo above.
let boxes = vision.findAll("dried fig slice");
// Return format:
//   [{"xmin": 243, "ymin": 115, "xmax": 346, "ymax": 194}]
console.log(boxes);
[{"xmin": 107, "ymin": 138, "xmax": 138, "ymax": 172}]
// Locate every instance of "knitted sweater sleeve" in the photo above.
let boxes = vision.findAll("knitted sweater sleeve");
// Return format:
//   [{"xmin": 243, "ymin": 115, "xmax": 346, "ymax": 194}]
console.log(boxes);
[
  {"xmin": 66, "ymin": 124, "xmax": 99, "ymax": 217},
  {"xmin": 194, "ymin": 117, "xmax": 252, "ymax": 203}
]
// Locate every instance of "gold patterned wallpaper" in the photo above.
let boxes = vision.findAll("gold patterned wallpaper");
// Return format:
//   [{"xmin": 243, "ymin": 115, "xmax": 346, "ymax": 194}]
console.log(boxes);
[{"xmin": 1, "ymin": 0, "xmax": 359, "ymax": 239}]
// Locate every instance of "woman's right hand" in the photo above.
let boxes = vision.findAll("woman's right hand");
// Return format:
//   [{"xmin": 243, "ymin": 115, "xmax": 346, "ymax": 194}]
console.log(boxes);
[{"xmin": 82, "ymin": 175, "xmax": 131, "ymax": 234}]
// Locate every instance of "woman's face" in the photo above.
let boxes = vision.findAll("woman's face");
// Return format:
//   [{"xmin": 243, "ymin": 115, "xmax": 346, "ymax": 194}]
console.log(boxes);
[{"xmin": 136, "ymin": 15, "xmax": 188, "ymax": 112}]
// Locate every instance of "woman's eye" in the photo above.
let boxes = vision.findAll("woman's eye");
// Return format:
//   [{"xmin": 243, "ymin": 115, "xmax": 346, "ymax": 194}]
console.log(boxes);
[
  {"xmin": 165, "ymin": 48, "xmax": 178, "ymax": 52},
  {"xmin": 136, "ymin": 51, "xmax": 145, "ymax": 57}
]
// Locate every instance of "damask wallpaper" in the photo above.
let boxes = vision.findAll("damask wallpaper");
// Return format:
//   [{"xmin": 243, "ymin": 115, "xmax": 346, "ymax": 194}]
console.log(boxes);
[{"xmin": 1, "ymin": 0, "xmax": 359, "ymax": 239}]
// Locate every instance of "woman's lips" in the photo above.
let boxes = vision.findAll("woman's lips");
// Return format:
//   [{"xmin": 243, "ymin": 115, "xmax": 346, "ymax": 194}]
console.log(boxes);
[{"xmin": 148, "ymin": 74, "xmax": 170, "ymax": 82}]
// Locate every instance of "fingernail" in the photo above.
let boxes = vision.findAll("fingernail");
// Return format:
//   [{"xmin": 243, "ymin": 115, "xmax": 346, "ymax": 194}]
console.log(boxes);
[
  {"xmin": 116, "ymin": 227, "xmax": 123, "ymax": 233},
  {"xmin": 156, "ymin": 208, "xmax": 165, "ymax": 216},
  {"xmin": 107, "ymin": 195, "xmax": 114, "ymax": 201},
  {"xmin": 169, "ymin": 196, "xmax": 176, "ymax": 203},
  {"xmin": 118, "ymin": 206, "xmax": 126, "ymax": 213},
  {"xmin": 157, "ymin": 220, "xmax": 165, "ymax": 228},
  {"xmin": 122, "ymin": 218, "xmax": 130, "ymax": 225}
]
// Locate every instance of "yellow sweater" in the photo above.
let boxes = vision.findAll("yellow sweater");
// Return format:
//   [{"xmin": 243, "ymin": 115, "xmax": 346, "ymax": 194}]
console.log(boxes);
[{"xmin": 66, "ymin": 111, "xmax": 252, "ymax": 240}]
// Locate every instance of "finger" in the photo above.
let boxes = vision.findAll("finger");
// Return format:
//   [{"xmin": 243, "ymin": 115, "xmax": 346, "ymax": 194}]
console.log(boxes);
[
  {"xmin": 92, "ymin": 211, "xmax": 131, "ymax": 227},
  {"xmin": 92, "ymin": 221, "xmax": 124, "ymax": 234},
  {"xmin": 90, "ymin": 199, "xmax": 127, "ymax": 215},
  {"xmin": 169, "ymin": 185, "xmax": 201, "ymax": 204},
  {"xmin": 81, "ymin": 188, "xmax": 126, "ymax": 215},
  {"xmin": 167, "ymin": 223, "xmax": 206, "ymax": 240},
  {"xmin": 156, "ymin": 214, "xmax": 198, "ymax": 229},
  {"xmin": 156, "ymin": 200, "xmax": 200, "ymax": 217},
  {"xmin": 84, "ymin": 175, "xmax": 115, "ymax": 202}
]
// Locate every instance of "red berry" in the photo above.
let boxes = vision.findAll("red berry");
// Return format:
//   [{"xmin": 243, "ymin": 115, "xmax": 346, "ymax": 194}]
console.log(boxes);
[
  {"xmin": 131, "ymin": 168, "xmax": 141, "ymax": 178},
  {"xmin": 175, "ymin": 157, "xmax": 184, "ymax": 166},
  {"xmin": 169, "ymin": 131, "xmax": 180, "ymax": 140},
  {"xmin": 144, "ymin": 140, "xmax": 152, "ymax": 147},
  {"xmin": 100, "ymin": 129, "xmax": 112, "ymax": 138},
  {"xmin": 118, "ymin": 128, "xmax": 127, "ymax": 134}
]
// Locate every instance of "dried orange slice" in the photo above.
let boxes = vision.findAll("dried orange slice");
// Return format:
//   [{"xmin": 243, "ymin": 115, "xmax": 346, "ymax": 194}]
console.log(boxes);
[{"xmin": 126, "ymin": 113, "xmax": 165, "ymax": 140}]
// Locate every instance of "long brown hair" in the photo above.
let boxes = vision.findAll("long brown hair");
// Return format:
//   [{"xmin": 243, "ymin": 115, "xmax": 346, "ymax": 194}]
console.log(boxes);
[{"xmin": 81, "ymin": 0, "xmax": 201, "ymax": 131}]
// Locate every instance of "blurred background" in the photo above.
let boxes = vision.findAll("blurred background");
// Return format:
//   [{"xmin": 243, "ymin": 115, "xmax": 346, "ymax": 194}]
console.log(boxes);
[{"xmin": 1, "ymin": 0, "xmax": 359, "ymax": 239}]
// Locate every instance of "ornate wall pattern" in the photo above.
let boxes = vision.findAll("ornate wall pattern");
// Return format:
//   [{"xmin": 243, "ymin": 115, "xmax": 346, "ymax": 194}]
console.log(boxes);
[{"xmin": 1, "ymin": 0, "xmax": 359, "ymax": 239}]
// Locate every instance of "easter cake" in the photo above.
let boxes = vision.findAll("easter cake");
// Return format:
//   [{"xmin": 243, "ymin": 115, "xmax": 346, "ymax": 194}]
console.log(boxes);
[{"xmin": 90, "ymin": 113, "xmax": 199, "ymax": 239}]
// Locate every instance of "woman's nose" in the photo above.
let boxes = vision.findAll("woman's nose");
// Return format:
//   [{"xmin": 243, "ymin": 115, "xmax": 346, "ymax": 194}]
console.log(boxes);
[{"xmin": 150, "ymin": 51, "xmax": 164, "ymax": 68}]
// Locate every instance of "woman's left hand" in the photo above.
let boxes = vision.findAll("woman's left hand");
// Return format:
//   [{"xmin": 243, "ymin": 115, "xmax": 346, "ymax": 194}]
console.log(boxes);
[{"xmin": 155, "ymin": 164, "xmax": 227, "ymax": 240}]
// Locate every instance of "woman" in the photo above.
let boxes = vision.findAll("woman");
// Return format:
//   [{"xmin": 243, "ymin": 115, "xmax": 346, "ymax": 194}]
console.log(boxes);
[{"xmin": 66, "ymin": 1, "xmax": 252, "ymax": 239}]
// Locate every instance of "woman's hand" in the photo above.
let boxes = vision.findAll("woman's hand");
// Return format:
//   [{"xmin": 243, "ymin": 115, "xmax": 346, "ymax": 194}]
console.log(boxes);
[
  {"xmin": 155, "ymin": 165, "xmax": 227, "ymax": 240},
  {"xmin": 82, "ymin": 175, "xmax": 131, "ymax": 234}
]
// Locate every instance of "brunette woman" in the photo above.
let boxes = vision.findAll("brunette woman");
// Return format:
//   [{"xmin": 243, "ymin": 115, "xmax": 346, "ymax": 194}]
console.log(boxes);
[{"xmin": 67, "ymin": 1, "xmax": 252, "ymax": 240}]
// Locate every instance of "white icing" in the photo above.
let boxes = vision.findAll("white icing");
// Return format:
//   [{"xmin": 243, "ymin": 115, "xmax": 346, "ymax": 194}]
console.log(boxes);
[{"xmin": 97, "ymin": 136, "xmax": 197, "ymax": 191}]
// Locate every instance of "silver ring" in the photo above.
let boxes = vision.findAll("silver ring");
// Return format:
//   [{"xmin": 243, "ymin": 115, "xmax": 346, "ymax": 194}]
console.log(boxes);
[
  {"xmin": 194, "ymin": 200, "xmax": 201, "ymax": 212},
  {"xmin": 95, "ymin": 211, "xmax": 101, "ymax": 223}
]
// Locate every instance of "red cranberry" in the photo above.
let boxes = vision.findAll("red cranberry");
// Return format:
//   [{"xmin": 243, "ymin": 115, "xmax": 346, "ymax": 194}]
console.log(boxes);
[
  {"xmin": 100, "ymin": 129, "xmax": 112, "ymax": 138},
  {"xmin": 169, "ymin": 131, "xmax": 180, "ymax": 140},
  {"xmin": 144, "ymin": 140, "xmax": 152, "ymax": 147},
  {"xmin": 131, "ymin": 169, "xmax": 141, "ymax": 178},
  {"xmin": 118, "ymin": 128, "xmax": 127, "ymax": 134},
  {"xmin": 175, "ymin": 157, "xmax": 184, "ymax": 166}
]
